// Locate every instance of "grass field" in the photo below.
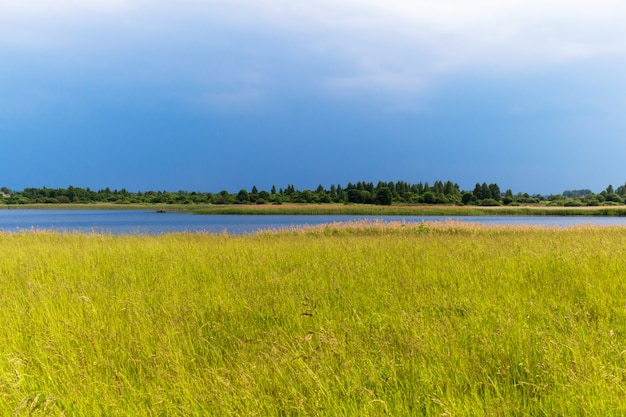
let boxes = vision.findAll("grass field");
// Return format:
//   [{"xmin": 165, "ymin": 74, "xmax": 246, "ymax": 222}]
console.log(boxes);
[
  {"xmin": 2, "ymin": 221, "xmax": 626, "ymax": 415},
  {"xmin": 190, "ymin": 203, "xmax": 626, "ymax": 216},
  {"xmin": 4, "ymin": 202, "xmax": 626, "ymax": 216}
]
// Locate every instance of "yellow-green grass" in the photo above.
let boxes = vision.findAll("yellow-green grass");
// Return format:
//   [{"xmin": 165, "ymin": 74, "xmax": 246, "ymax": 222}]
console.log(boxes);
[
  {"xmin": 191, "ymin": 203, "xmax": 626, "ymax": 216},
  {"xmin": 1, "ymin": 221, "xmax": 626, "ymax": 415},
  {"xmin": 5, "ymin": 202, "xmax": 626, "ymax": 216}
]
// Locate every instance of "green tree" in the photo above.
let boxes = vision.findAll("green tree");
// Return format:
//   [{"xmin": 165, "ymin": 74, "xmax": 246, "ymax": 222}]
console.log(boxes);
[
  {"xmin": 433, "ymin": 181, "xmax": 443, "ymax": 195},
  {"xmin": 605, "ymin": 193, "xmax": 623, "ymax": 203},
  {"xmin": 473, "ymin": 183, "xmax": 483, "ymax": 199},
  {"xmin": 236, "ymin": 189, "xmax": 250, "ymax": 203},
  {"xmin": 300, "ymin": 190, "xmax": 315, "ymax": 203},
  {"xmin": 422, "ymin": 192, "xmax": 436, "ymax": 204},
  {"xmin": 347, "ymin": 189, "xmax": 365, "ymax": 204},
  {"xmin": 503, "ymin": 189, "xmax": 514, "ymax": 205},
  {"xmin": 375, "ymin": 187, "xmax": 393, "ymax": 205},
  {"xmin": 489, "ymin": 183, "xmax": 501, "ymax": 201},
  {"xmin": 443, "ymin": 181, "xmax": 457, "ymax": 196},
  {"xmin": 329, "ymin": 184, "xmax": 337, "ymax": 200},
  {"xmin": 214, "ymin": 190, "xmax": 233, "ymax": 204},
  {"xmin": 461, "ymin": 192, "xmax": 475, "ymax": 205}
]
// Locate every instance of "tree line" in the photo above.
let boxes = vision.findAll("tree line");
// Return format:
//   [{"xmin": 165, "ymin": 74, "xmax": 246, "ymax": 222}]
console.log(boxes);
[{"xmin": 1, "ymin": 181, "xmax": 626, "ymax": 206}]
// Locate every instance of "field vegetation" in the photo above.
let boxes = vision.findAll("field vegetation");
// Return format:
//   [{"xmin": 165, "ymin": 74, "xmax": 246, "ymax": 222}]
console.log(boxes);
[
  {"xmin": 4, "ymin": 202, "xmax": 626, "ymax": 217},
  {"xmin": 2, "ymin": 221, "xmax": 626, "ymax": 415},
  {"xmin": 189, "ymin": 203, "xmax": 626, "ymax": 216},
  {"xmin": 3, "ymin": 181, "xmax": 626, "ymax": 208}
]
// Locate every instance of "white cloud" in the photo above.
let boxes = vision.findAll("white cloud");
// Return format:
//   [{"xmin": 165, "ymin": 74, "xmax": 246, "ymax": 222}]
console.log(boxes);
[
  {"xmin": 186, "ymin": 0, "xmax": 626, "ymax": 98},
  {"xmin": 2, "ymin": 0, "xmax": 626, "ymax": 101}
]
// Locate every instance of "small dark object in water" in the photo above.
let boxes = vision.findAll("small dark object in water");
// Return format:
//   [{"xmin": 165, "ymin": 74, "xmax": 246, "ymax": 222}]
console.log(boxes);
[{"xmin": 156, "ymin": 210, "xmax": 166, "ymax": 213}]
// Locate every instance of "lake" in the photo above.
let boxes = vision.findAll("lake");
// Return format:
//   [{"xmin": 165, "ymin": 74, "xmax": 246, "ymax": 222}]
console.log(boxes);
[{"xmin": 1, "ymin": 210, "xmax": 626, "ymax": 234}]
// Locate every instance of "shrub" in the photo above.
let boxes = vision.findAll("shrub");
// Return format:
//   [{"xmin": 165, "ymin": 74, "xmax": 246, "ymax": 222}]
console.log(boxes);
[{"xmin": 480, "ymin": 198, "xmax": 501, "ymax": 206}]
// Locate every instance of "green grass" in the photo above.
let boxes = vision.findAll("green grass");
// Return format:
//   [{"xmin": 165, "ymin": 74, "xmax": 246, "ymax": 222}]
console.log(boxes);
[
  {"xmin": 5, "ymin": 202, "xmax": 626, "ymax": 216},
  {"xmin": 190, "ymin": 204, "xmax": 626, "ymax": 216},
  {"xmin": 1, "ymin": 222, "xmax": 626, "ymax": 415}
]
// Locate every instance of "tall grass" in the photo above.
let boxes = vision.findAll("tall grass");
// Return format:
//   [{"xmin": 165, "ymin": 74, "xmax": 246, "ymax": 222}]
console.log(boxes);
[
  {"xmin": 6, "ymin": 202, "xmax": 626, "ymax": 216},
  {"xmin": 1, "ymin": 222, "xmax": 626, "ymax": 415},
  {"xmin": 190, "ymin": 203, "xmax": 626, "ymax": 216}
]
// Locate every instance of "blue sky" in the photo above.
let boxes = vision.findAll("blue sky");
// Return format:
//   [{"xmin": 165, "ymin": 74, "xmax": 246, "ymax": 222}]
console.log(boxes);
[{"xmin": 2, "ymin": 0, "xmax": 626, "ymax": 195}]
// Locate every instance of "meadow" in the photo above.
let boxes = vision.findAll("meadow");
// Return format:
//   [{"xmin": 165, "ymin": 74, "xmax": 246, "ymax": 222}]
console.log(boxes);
[
  {"xmin": 1, "ymin": 221, "xmax": 626, "ymax": 415},
  {"xmin": 6, "ymin": 202, "xmax": 626, "ymax": 217},
  {"xmin": 190, "ymin": 203, "xmax": 626, "ymax": 216}
]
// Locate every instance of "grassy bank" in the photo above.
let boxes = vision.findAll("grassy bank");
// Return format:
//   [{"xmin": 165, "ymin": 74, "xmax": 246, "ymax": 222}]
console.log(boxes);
[
  {"xmin": 191, "ymin": 203, "xmax": 626, "ymax": 216},
  {"xmin": 1, "ymin": 222, "xmax": 626, "ymax": 415},
  {"xmin": 4, "ymin": 202, "xmax": 626, "ymax": 216}
]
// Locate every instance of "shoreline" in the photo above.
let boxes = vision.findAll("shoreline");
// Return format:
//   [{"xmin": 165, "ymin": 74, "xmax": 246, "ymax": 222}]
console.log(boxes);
[{"xmin": 1, "ymin": 203, "xmax": 626, "ymax": 216}]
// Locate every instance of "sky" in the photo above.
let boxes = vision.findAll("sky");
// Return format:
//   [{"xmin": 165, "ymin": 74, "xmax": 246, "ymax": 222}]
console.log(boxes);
[{"xmin": 2, "ymin": 0, "xmax": 626, "ymax": 195}]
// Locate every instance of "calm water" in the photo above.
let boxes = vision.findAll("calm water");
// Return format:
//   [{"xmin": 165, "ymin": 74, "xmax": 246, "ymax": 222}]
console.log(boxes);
[{"xmin": 1, "ymin": 210, "xmax": 626, "ymax": 234}]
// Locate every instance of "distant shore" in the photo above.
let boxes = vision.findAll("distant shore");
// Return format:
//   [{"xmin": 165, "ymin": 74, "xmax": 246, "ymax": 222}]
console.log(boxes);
[{"xmin": 1, "ymin": 203, "xmax": 626, "ymax": 216}]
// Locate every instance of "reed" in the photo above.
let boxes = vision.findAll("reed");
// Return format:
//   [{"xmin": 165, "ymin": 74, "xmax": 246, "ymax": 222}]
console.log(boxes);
[
  {"xmin": 5, "ymin": 202, "xmax": 626, "ymax": 216},
  {"xmin": 189, "ymin": 203, "xmax": 626, "ymax": 216},
  {"xmin": 1, "ymin": 222, "xmax": 626, "ymax": 415}
]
